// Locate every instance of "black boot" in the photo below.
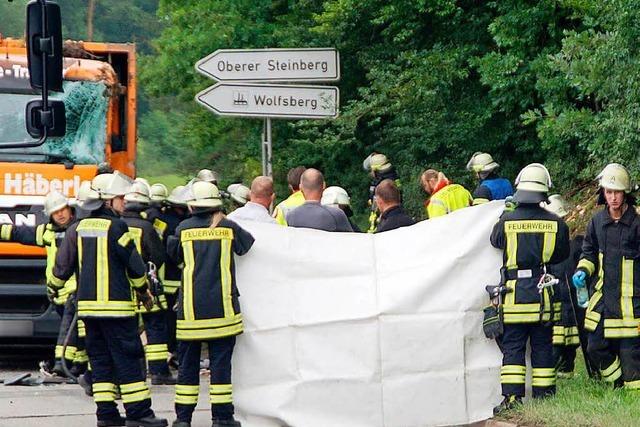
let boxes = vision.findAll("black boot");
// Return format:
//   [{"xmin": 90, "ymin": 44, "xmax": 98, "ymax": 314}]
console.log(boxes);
[
  {"xmin": 493, "ymin": 395, "xmax": 522, "ymax": 415},
  {"xmin": 97, "ymin": 416, "xmax": 126, "ymax": 427},
  {"xmin": 125, "ymin": 415, "xmax": 168, "ymax": 427},
  {"xmin": 211, "ymin": 417, "xmax": 241, "ymax": 427},
  {"xmin": 52, "ymin": 360, "xmax": 67, "ymax": 377},
  {"xmin": 171, "ymin": 421, "xmax": 190, "ymax": 427},
  {"xmin": 151, "ymin": 372, "xmax": 177, "ymax": 385}
]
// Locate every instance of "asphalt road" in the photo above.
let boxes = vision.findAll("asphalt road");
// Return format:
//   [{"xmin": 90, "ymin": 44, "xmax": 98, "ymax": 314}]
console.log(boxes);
[{"xmin": 0, "ymin": 350, "xmax": 226, "ymax": 427}]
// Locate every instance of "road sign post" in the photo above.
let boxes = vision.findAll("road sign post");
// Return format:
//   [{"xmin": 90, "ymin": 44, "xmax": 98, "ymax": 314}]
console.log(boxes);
[{"xmin": 195, "ymin": 48, "xmax": 340, "ymax": 178}]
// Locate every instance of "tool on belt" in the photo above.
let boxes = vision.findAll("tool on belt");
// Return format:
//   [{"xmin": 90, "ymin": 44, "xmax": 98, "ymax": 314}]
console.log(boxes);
[{"xmin": 483, "ymin": 284, "xmax": 512, "ymax": 339}]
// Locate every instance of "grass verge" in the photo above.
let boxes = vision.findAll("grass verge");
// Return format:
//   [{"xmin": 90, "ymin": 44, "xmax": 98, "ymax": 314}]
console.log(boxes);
[{"xmin": 499, "ymin": 354, "xmax": 640, "ymax": 427}]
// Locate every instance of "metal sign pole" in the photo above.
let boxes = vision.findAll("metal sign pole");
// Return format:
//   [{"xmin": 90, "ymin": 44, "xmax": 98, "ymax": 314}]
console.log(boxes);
[
  {"xmin": 266, "ymin": 117, "xmax": 273, "ymax": 177},
  {"xmin": 261, "ymin": 118, "xmax": 267, "ymax": 176}
]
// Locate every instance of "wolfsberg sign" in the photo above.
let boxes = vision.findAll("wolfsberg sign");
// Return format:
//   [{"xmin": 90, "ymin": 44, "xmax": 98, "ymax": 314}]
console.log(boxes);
[
  {"xmin": 195, "ymin": 48, "xmax": 340, "ymax": 82},
  {"xmin": 196, "ymin": 83, "xmax": 339, "ymax": 119}
]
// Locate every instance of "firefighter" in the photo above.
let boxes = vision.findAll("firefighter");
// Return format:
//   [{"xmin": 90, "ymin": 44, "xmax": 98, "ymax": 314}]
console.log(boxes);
[
  {"xmin": 160, "ymin": 186, "xmax": 190, "ymax": 362},
  {"xmin": 0, "ymin": 191, "xmax": 86, "ymax": 377},
  {"xmin": 122, "ymin": 181, "xmax": 176, "ymax": 385},
  {"xmin": 145, "ymin": 183, "xmax": 169, "ymax": 225},
  {"xmin": 50, "ymin": 172, "xmax": 168, "ymax": 427},
  {"xmin": 363, "ymin": 153, "xmax": 401, "ymax": 232},
  {"xmin": 490, "ymin": 163, "xmax": 570, "ymax": 414},
  {"xmin": 573, "ymin": 163, "xmax": 640, "ymax": 388},
  {"xmin": 196, "ymin": 169, "xmax": 219, "ymax": 185},
  {"xmin": 321, "ymin": 186, "xmax": 362, "ymax": 232},
  {"xmin": 226, "ymin": 183, "xmax": 250, "ymax": 211},
  {"xmin": 466, "ymin": 152, "xmax": 514, "ymax": 205},
  {"xmin": 167, "ymin": 181, "xmax": 254, "ymax": 427}
]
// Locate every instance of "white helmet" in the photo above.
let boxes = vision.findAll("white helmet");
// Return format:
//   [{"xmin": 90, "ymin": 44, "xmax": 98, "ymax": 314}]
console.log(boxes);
[
  {"xmin": 124, "ymin": 181, "xmax": 151, "ymax": 205},
  {"xmin": 544, "ymin": 194, "xmax": 569, "ymax": 218},
  {"xmin": 150, "ymin": 183, "xmax": 169, "ymax": 202},
  {"xmin": 196, "ymin": 169, "xmax": 219, "ymax": 184},
  {"xmin": 321, "ymin": 186, "xmax": 351, "ymax": 207},
  {"xmin": 187, "ymin": 181, "xmax": 222, "ymax": 209},
  {"xmin": 596, "ymin": 163, "xmax": 631, "ymax": 193},
  {"xmin": 167, "ymin": 185, "xmax": 187, "ymax": 207},
  {"xmin": 363, "ymin": 153, "xmax": 392, "ymax": 173},
  {"xmin": 515, "ymin": 163, "xmax": 552, "ymax": 193},
  {"xmin": 227, "ymin": 183, "xmax": 250, "ymax": 206},
  {"xmin": 75, "ymin": 181, "xmax": 92, "ymax": 209},
  {"xmin": 44, "ymin": 191, "xmax": 69, "ymax": 217},
  {"xmin": 83, "ymin": 172, "xmax": 133, "ymax": 211},
  {"xmin": 466, "ymin": 152, "xmax": 499, "ymax": 173}
]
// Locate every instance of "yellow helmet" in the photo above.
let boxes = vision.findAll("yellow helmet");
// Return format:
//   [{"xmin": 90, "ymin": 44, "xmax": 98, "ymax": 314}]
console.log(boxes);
[
  {"xmin": 321, "ymin": 186, "xmax": 351, "ymax": 207},
  {"xmin": 363, "ymin": 153, "xmax": 392, "ymax": 173},
  {"xmin": 466, "ymin": 152, "xmax": 499, "ymax": 173},
  {"xmin": 544, "ymin": 194, "xmax": 569, "ymax": 218},
  {"xmin": 187, "ymin": 181, "xmax": 222, "ymax": 209},
  {"xmin": 596, "ymin": 163, "xmax": 631, "ymax": 193},
  {"xmin": 196, "ymin": 168, "xmax": 219, "ymax": 184},
  {"xmin": 150, "ymin": 183, "xmax": 169, "ymax": 202},
  {"xmin": 227, "ymin": 183, "xmax": 250, "ymax": 206},
  {"xmin": 124, "ymin": 181, "xmax": 151, "ymax": 205},
  {"xmin": 43, "ymin": 191, "xmax": 69, "ymax": 217},
  {"xmin": 515, "ymin": 163, "xmax": 552, "ymax": 193}
]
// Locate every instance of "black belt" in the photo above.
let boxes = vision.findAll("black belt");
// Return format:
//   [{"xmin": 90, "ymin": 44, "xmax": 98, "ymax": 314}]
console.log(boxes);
[{"xmin": 502, "ymin": 266, "xmax": 546, "ymax": 281}]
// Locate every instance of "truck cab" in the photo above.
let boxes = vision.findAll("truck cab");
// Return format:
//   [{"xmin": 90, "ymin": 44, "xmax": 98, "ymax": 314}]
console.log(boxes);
[{"xmin": 0, "ymin": 38, "xmax": 137, "ymax": 345}]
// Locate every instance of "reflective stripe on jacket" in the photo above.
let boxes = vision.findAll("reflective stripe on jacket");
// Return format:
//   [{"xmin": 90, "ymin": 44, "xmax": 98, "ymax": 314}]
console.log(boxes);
[
  {"xmin": 427, "ymin": 184, "xmax": 472, "ymax": 218},
  {"xmin": 490, "ymin": 204, "xmax": 570, "ymax": 324},
  {"xmin": 577, "ymin": 206, "xmax": 640, "ymax": 338},
  {"xmin": 51, "ymin": 207, "xmax": 147, "ymax": 318},
  {"xmin": 168, "ymin": 214, "xmax": 254, "ymax": 340}
]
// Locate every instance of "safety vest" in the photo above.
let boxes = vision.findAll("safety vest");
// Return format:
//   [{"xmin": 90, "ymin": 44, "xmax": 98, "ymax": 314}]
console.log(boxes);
[
  {"xmin": 0, "ymin": 222, "xmax": 77, "ymax": 305},
  {"xmin": 490, "ymin": 204, "xmax": 570, "ymax": 324},
  {"xmin": 122, "ymin": 211, "xmax": 167, "ymax": 313},
  {"xmin": 427, "ymin": 184, "xmax": 472, "ymax": 218},
  {"xmin": 577, "ymin": 206, "xmax": 640, "ymax": 338},
  {"xmin": 168, "ymin": 214, "xmax": 254, "ymax": 340},
  {"xmin": 273, "ymin": 191, "xmax": 305, "ymax": 226},
  {"xmin": 50, "ymin": 208, "xmax": 147, "ymax": 318}
]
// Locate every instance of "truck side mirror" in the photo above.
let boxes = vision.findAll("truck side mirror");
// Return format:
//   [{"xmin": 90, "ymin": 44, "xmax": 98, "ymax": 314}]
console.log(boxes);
[
  {"xmin": 26, "ymin": 0, "xmax": 63, "ymax": 92},
  {"xmin": 25, "ymin": 99, "xmax": 66, "ymax": 138}
]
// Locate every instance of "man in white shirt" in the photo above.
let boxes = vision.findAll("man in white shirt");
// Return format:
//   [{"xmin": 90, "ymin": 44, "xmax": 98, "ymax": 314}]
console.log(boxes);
[{"xmin": 227, "ymin": 176, "xmax": 277, "ymax": 224}]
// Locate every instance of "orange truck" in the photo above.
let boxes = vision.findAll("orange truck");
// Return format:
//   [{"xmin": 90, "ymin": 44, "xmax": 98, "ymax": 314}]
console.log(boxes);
[{"xmin": 0, "ymin": 38, "xmax": 137, "ymax": 343}]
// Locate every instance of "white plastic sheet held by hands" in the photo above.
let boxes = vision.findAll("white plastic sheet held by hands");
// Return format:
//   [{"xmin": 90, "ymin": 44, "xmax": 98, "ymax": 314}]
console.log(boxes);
[{"xmin": 232, "ymin": 201, "xmax": 504, "ymax": 427}]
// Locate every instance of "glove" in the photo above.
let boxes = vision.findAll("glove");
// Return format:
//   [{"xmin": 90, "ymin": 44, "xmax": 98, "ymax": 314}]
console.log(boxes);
[
  {"xmin": 482, "ymin": 305, "xmax": 503, "ymax": 339},
  {"xmin": 504, "ymin": 196, "xmax": 517, "ymax": 212},
  {"xmin": 572, "ymin": 270, "xmax": 587, "ymax": 289},
  {"xmin": 136, "ymin": 289, "xmax": 154, "ymax": 312},
  {"xmin": 46, "ymin": 286, "xmax": 58, "ymax": 303}
]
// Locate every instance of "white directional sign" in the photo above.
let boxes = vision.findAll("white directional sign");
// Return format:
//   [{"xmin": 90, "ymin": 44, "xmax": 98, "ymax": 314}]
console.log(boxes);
[
  {"xmin": 195, "ymin": 48, "xmax": 340, "ymax": 82},
  {"xmin": 196, "ymin": 83, "xmax": 339, "ymax": 119}
]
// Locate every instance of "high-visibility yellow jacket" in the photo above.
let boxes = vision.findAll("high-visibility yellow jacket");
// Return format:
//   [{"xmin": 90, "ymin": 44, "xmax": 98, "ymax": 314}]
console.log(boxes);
[
  {"xmin": 0, "ymin": 222, "xmax": 77, "ymax": 305},
  {"xmin": 167, "ymin": 214, "xmax": 254, "ymax": 341},
  {"xmin": 426, "ymin": 183, "xmax": 473, "ymax": 218},
  {"xmin": 273, "ymin": 191, "xmax": 305, "ymax": 226}
]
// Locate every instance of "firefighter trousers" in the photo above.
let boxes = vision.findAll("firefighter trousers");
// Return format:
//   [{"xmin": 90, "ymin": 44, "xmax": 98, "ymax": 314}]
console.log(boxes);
[
  {"xmin": 500, "ymin": 323, "xmax": 556, "ymax": 398},
  {"xmin": 141, "ymin": 311, "xmax": 171, "ymax": 375},
  {"xmin": 587, "ymin": 319, "xmax": 640, "ymax": 387},
  {"xmin": 175, "ymin": 336, "xmax": 236, "ymax": 423},
  {"xmin": 84, "ymin": 317, "xmax": 154, "ymax": 421},
  {"xmin": 55, "ymin": 298, "xmax": 85, "ymax": 366},
  {"xmin": 165, "ymin": 292, "xmax": 178, "ymax": 355}
]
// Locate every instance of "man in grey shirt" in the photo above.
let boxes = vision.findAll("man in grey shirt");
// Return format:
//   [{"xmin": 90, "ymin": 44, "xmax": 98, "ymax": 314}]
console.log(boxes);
[{"xmin": 286, "ymin": 169, "xmax": 353, "ymax": 232}]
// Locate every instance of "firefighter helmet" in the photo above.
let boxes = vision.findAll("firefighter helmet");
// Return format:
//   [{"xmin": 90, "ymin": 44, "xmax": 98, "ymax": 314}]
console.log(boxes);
[
  {"xmin": 167, "ymin": 186, "xmax": 187, "ymax": 207},
  {"xmin": 227, "ymin": 183, "xmax": 250, "ymax": 206},
  {"xmin": 150, "ymin": 183, "xmax": 169, "ymax": 202},
  {"xmin": 43, "ymin": 191, "xmax": 69, "ymax": 217},
  {"xmin": 124, "ymin": 181, "xmax": 151, "ymax": 205},
  {"xmin": 515, "ymin": 163, "xmax": 552, "ymax": 193},
  {"xmin": 196, "ymin": 169, "xmax": 219, "ymax": 184},
  {"xmin": 188, "ymin": 181, "xmax": 222, "ymax": 209},
  {"xmin": 363, "ymin": 153, "xmax": 392, "ymax": 173},
  {"xmin": 544, "ymin": 194, "xmax": 569, "ymax": 218},
  {"xmin": 75, "ymin": 181, "xmax": 92, "ymax": 208},
  {"xmin": 596, "ymin": 163, "xmax": 631, "ymax": 193},
  {"xmin": 466, "ymin": 152, "xmax": 499, "ymax": 173},
  {"xmin": 321, "ymin": 186, "xmax": 351, "ymax": 207}
]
